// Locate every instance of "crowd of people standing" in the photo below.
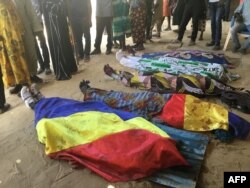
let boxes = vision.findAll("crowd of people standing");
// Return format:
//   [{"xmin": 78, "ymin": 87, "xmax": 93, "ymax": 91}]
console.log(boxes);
[{"xmin": 0, "ymin": 0, "xmax": 249, "ymax": 114}]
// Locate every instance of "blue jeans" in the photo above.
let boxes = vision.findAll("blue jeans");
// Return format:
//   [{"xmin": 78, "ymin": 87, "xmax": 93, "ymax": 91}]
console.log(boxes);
[
  {"xmin": 231, "ymin": 23, "xmax": 250, "ymax": 50},
  {"xmin": 209, "ymin": 2, "xmax": 224, "ymax": 45},
  {"xmin": 224, "ymin": 0, "xmax": 232, "ymax": 21}
]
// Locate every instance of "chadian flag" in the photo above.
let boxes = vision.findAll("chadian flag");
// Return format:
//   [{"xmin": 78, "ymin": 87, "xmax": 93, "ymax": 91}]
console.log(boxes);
[
  {"xmin": 35, "ymin": 98, "xmax": 188, "ymax": 182},
  {"xmin": 158, "ymin": 94, "xmax": 250, "ymax": 139}
]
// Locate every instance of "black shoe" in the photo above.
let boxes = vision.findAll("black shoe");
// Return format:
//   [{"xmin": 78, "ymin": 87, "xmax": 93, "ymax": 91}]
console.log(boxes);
[
  {"xmin": 30, "ymin": 75, "xmax": 43, "ymax": 83},
  {"xmin": 0, "ymin": 103, "xmax": 11, "ymax": 114},
  {"xmin": 45, "ymin": 68, "xmax": 52, "ymax": 75},
  {"xmin": 90, "ymin": 49, "xmax": 101, "ymax": 55},
  {"xmin": 9, "ymin": 84, "xmax": 22, "ymax": 94},
  {"xmin": 37, "ymin": 68, "xmax": 45, "ymax": 75},
  {"xmin": 206, "ymin": 42, "xmax": 215, "ymax": 47},
  {"xmin": 212, "ymin": 45, "xmax": 221, "ymax": 51},
  {"xmin": 105, "ymin": 49, "xmax": 112, "ymax": 55}
]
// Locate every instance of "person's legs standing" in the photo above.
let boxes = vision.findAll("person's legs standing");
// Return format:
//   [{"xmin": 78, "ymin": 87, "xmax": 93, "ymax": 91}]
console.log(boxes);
[
  {"xmin": 105, "ymin": 17, "xmax": 113, "ymax": 54},
  {"xmin": 224, "ymin": 0, "xmax": 232, "ymax": 21},
  {"xmin": 35, "ymin": 39, "xmax": 45, "ymax": 74},
  {"xmin": 177, "ymin": 8, "xmax": 192, "ymax": 42},
  {"xmin": 92, "ymin": 17, "xmax": 106, "ymax": 54},
  {"xmin": 207, "ymin": 2, "xmax": 216, "ymax": 46},
  {"xmin": 38, "ymin": 33, "xmax": 51, "ymax": 74},
  {"xmin": 231, "ymin": 23, "xmax": 247, "ymax": 52},
  {"xmin": 83, "ymin": 26, "xmax": 91, "ymax": 61},
  {"xmin": 190, "ymin": 12, "xmax": 200, "ymax": 44},
  {"xmin": 214, "ymin": 4, "xmax": 223, "ymax": 48},
  {"xmin": 71, "ymin": 20, "xmax": 84, "ymax": 59}
]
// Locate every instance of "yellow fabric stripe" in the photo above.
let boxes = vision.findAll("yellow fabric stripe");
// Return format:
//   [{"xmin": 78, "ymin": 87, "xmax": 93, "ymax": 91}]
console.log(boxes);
[
  {"xmin": 179, "ymin": 74, "xmax": 201, "ymax": 88},
  {"xmin": 183, "ymin": 95, "xmax": 228, "ymax": 131},
  {"xmin": 36, "ymin": 111, "xmax": 169, "ymax": 155}
]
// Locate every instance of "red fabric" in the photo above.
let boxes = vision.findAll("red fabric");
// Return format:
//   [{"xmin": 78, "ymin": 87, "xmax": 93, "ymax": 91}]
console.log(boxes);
[
  {"xmin": 49, "ymin": 129, "xmax": 188, "ymax": 182},
  {"xmin": 158, "ymin": 94, "xmax": 185, "ymax": 129}
]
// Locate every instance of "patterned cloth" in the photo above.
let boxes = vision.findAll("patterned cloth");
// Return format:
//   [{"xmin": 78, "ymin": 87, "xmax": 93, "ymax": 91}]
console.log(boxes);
[
  {"xmin": 130, "ymin": 2, "xmax": 146, "ymax": 44},
  {"xmin": 0, "ymin": 0, "xmax": 30, "ymax": 87},
  {"xmin": 112, "ymin": 0, "xmax": 131, "ymax": 40},
  {"xmin": 116, "ymin": 50, "xmax": 230, "ymax": 81},
  {"xmin": 79, "ymin": 86, "xmax": 250, "ymax": 140},
  {"xmin": 103, "ymin": 64, "xmax": 234, "ymax": 98},
  {"xmin": 83, "ymin": 88, "xmax": 171, "ymax": 119}
]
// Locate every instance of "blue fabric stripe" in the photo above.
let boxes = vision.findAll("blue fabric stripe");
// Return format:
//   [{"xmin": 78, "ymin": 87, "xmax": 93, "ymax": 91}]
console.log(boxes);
[
  {"xmin": 228, "ymin": 112, "xmax": 250, "ymax": 139},
  {"xmin": 34, "ymin": 97, "xmax": 138, "ymax": 125}
]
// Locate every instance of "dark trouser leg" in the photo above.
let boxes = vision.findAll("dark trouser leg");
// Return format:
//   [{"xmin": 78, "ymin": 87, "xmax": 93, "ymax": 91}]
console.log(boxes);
[
  {"xmin": 146, "ymin": 13, "xmax": 153, "ymax": 39},
  {"xmin": 39, "ymin": 38, "xmax": 50, "ymax": 69},
  {"xmin": 71, "ymin": 21, "xmax": 84, "ymax": 58},
  {"xmin": 35, "ymin": 40, "xmax": 44, "ymax": 70},
  {"xmin": 83, "ymin": 27, "xmax": 91, "ymax": 56},
  {"xmin": 119, "ymin": 35, "xmax": 126, "ymax": 51},
  {"xmin": 210, "ymin": 3, "xmax": 217, "ymax": 43},
  {"xmin": 94, "ymin": 17, "xmax": 106, "ymax": 50},
  {"xmin": 190, "ymin": 14, "xmax": 200, "ymax": 42},
  {"xmin": 105, "ymin": 17, "xmax": 113, "ymax": 50},
  {"xmin": 231, "ymin": 23, "xmax": 247, "ymax": 49},
  {"xmin": 224, "ymin": 0, "xmax": 232, "ymax": 21},
  {"xmin": 214, "ymin": 6, "xmax": 223, "ymax": 46},
  {"xmin": 156, "ymin": 17, "xmax": 164, "ymax": 34},
  {"xmin": 150, "ymin": 14, "xmax": 157, "ymax": 37},
  {"xmin": 178, "ymin": 8, "xmax": 192, "ymax": 41},
  {"xmin": 0, "ymin": 68, "xmax": 6, "ymax": 108}
]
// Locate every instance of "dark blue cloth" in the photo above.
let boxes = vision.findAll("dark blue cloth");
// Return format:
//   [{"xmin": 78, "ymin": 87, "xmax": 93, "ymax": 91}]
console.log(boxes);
[
  {"xmin": 228, "ymin": 112, "xmax": 250, "ymax": 139},
  {"xmin": 34, "ymin": 97, "xmax": 138, "ymax": 125}
]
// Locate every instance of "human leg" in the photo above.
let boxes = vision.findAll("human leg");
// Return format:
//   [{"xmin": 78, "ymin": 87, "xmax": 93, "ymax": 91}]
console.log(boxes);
[
  {"xmin": 190, "ymin": 13, "xmax": 200, "ymax": 44},
  {"xmin": 214, "ymin": 5, "xmax": 223, "ymax": 47},
  {"xmin": 177, "ymin": 7, "xmax": 192, "ymax": 41},
  {"xmin": 231, "ymin": 23, "xmax": 247, "ymax": 52},
  {"xmin": 224, "ymin": 0, "xmax": 232, "ymax": 21},
  {"xmin": 83, "ymin": 26, "xmax": 91, "ymax": 61},
  {"xmin": 71, "ymin": 20, "xmax": 84, "ymax": 59},
  {"xmin": 92, "ymin": 17, "xmax": 105, "ymax": 54},
  {"xmin": 105, "ymin": 17, "xmax": 113, "ymax": 55},
  {"xmin": 239, "ymin": 37, "xmax": 250, "ymax": 54},
  {"xmin": 35, "ymin": 39, "xmax": 45, "ymax": 74},
  {"xmin": 207, "ymin": 2, "xmax": 217, "ymax": 46},
  {"xmin": 37, "ymin": 32, "xmax": 51, "ymax": 74},
  {"xmin": 0, "ymin": 68, "xmax": 10, "ymax": 114}
]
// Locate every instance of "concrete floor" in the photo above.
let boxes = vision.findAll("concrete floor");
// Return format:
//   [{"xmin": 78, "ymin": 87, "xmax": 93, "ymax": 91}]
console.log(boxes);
[{"xmin": 1, "ymin": 20, "xmax": 250, "ymax": 188}]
